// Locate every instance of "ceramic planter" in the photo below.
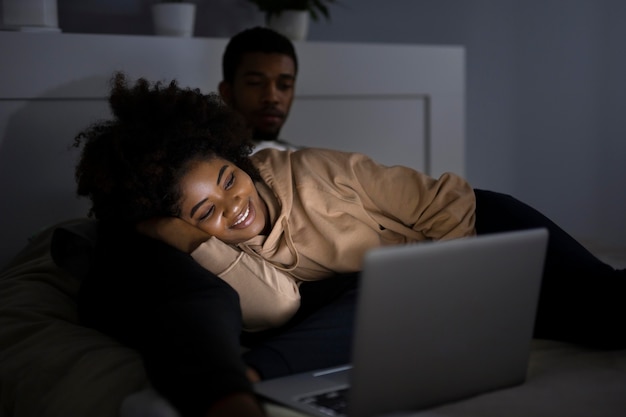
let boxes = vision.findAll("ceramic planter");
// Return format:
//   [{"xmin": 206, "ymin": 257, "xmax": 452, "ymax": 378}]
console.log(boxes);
[
  {"xmin": 151, "ymin": 2, "xmax": 196, "ymax": 37},
  {"xmin": 266, "ymin": 10, "xmax": 309, "ymax": 41},
  {"xmin": 1, "ymin": 0, "xmax": 60, "ymax": 32}
]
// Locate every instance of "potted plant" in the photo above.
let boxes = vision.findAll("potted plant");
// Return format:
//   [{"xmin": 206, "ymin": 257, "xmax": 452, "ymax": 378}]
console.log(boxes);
[
  {"xmin": 151, "ymin": 0, "xmax": 196, "ymax": 37},
  {"xmin": 246, "ymin": 0, "xmax": 338, "ymax": 40}
]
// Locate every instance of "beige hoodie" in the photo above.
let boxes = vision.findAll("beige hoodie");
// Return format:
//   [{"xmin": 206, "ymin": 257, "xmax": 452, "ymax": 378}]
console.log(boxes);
[{"xmin": 191, "ymin": 148, "xmax": 476, "ymax": 331}]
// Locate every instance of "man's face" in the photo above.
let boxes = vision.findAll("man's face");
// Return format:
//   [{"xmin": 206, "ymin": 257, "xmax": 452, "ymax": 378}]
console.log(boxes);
[{"xmin": 220, "ymin": 52, "xmax": 296, "ymax": 141}]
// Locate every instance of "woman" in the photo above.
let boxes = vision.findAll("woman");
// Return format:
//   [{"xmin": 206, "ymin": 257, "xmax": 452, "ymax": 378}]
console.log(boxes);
[{"xmin": 73, "ymin": 73, "xmax": 625, "ymax": 417}]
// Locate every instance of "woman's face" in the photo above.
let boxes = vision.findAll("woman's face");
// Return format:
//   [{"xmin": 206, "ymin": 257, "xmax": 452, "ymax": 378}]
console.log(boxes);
[{"xmin": 178, "ymin": 157, "xmax": 268, "ymax": 244}]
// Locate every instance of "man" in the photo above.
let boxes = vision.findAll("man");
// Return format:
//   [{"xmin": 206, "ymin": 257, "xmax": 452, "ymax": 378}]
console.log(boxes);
[
  {"xmin": 219, "ymin": 26, "xmax": 301, "ymax": 151},
  {"xmin": 217, "ymin": 27, "xmax": 357, "ymax": 382}
]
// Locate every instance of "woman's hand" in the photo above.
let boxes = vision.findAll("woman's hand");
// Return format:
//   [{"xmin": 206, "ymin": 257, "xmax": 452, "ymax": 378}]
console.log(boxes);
[
  {"xmin": 205, "ymin": 393, "xmax": 266, "ymax": 417},
  {"xmin": 136, "ymin": 217, "xmax": 211, "ymax": 254},
  {"xmin": 246, "ymin": 367, "xmax": 261, "ymax": 383}
]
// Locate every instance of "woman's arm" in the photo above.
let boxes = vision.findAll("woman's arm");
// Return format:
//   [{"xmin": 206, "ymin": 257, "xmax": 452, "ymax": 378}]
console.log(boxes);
[
  {"xmin": 348, "ymin": 152, "xmax": 476, "ymax": 240},
  {"xmin": 136, "ymin": 216, "xmax": 211, "ymax": 253},
  {"xmin": 137, "ymin": 217, "xmax": 301, "ymax": 332}
]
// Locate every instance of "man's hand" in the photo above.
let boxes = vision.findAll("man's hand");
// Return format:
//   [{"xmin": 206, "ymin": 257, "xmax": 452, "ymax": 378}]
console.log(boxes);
[{"xmin": 136, "ymin": 217, "xmax": 211, "ymax": 254}]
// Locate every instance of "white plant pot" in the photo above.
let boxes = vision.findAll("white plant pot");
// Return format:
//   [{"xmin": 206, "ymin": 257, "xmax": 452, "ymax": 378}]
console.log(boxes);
[
  {"xmin": 266, "ymin": 10, "xmax": 309, "ymax": 41},
  {"xmin": 1, "ymin": 0, "xmax": 60, "ymax": 32},
  {"xmin": 151, "ymin": 2, "xmax": 196, "ymax": 37}
]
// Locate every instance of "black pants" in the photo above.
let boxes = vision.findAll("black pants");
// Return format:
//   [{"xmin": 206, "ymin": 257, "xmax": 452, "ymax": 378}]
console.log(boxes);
[
  {"xmin": 245, "ymin": 189, "xmax": 625, "ymax": 378},
  {"xmin": 242, "ymin": 272, "xmax": 360, "ymax": 379},
  {"xmin": 473, "ymin": 189, "xmax": 625, "ymax": 347}
]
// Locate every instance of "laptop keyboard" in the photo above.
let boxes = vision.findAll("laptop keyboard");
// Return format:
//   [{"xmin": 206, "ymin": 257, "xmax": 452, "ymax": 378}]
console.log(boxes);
[{"xmin": 298, "ymin": 387, "xmax": 350, "ymax": 416}]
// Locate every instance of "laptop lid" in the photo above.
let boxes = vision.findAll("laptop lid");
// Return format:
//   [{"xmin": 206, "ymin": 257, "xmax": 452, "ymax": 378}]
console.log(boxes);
[{"xmin": 255, "ymin": 228, "xmax": 548, "ymax": 417}]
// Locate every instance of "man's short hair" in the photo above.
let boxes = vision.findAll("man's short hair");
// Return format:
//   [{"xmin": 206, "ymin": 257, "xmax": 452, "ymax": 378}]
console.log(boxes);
[{"xmin": 222, "ymin": 26, "xmax": 298, "ymax": 83}]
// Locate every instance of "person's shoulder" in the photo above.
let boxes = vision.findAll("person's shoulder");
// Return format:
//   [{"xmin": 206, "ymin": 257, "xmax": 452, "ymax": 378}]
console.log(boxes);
[
  {"xmin": 250, "ymin": 148, "xmax": 292, "ymax": 170},
  {"xmin": 290, "ymin": 147, "xmax": 370, "ymax": 175},
  {"xmin": 292, "ymin": 147, "xmax": 363, "ymax": 163},
  {"xmin": 275, "ymin": 138, "xmax": 302, "ymax": 151},
  {"xmin": 252, "ymin": 146, "xmax": 363, "ymax": 168},
  {"xmin": 250, "ymin": 147, "xmax": 332, "ymax": 172},
  {"xmin": 251, "ymin": 147, "xmax": 289, "ymax": 158},
  {"xmin": 252, "ymin": 139, "xmax": 301, "ymax": 153}
]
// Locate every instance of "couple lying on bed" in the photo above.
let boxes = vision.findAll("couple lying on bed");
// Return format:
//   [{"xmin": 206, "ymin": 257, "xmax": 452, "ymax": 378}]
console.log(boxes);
[{"xmin": 68, "ymin": 72, "xmax": 625, "ymax": 417}]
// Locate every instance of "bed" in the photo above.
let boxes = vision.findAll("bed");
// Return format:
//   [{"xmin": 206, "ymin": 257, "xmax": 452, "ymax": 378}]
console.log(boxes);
[{"xmin": 1, "ymin": 31, "xmax": 625, "ymax": 417}]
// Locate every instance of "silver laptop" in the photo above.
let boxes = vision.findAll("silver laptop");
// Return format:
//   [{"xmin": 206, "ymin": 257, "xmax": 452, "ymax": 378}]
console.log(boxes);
[{"xmin": 254, "ymin": 228, "xmax": 548, "ymax": 417}]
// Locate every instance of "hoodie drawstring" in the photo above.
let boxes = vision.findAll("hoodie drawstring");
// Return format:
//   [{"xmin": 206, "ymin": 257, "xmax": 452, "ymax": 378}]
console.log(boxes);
[{"xmin": 239, "ymin": 217, "xmax": 300, "ymax": 272}]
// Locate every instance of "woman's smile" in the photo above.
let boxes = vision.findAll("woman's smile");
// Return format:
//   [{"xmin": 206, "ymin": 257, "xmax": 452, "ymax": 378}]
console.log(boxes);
[
  {"xmin": 179, "ymin": 157, "xmax": 269, "ymax": 244},
  {"xmin": 232, "ymin": 201, "xmax": 254, "ymax": 229}
]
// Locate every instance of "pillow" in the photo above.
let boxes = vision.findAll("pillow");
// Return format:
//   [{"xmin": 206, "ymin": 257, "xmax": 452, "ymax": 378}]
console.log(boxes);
[
  {"xmin": 0, "ymin": 219, "xmax": 149, "ymax": 417},
  {"xmin": 49, "ymin": 217, "xmax": 99, "ymax": 279}
]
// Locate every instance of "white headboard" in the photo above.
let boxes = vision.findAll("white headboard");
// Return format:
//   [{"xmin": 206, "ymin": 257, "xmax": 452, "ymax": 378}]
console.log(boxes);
[{"xmin": 0, "ymin": 31, "xmax": 465, "ymax": 268}]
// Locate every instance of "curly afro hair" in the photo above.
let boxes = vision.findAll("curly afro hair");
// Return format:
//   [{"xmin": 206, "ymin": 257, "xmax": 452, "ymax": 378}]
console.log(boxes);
[{"xmin": 73, "ymin": 71, "xmax": 260, "ymax": 224}]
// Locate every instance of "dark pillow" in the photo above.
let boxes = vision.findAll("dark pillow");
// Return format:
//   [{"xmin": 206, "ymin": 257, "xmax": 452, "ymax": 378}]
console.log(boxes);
[{"xmin": 50, "ymin": 218, "xmax": 98, "ymax": 278}]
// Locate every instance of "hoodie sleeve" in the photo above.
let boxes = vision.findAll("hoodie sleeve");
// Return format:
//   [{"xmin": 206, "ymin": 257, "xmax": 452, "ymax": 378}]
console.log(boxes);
[
  {"xmin": 191, "ymin": 237, "xmax": 301, "ymax": 332},
  {"xmin": 334, "ymin": 151, "xmax": 476, "ymax": 241}
]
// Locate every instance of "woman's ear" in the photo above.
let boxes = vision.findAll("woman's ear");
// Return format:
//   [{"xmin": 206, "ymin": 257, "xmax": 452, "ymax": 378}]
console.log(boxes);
[{"xmin": 218, "ymin": 81, "xmax": 233, "ymax": 106}]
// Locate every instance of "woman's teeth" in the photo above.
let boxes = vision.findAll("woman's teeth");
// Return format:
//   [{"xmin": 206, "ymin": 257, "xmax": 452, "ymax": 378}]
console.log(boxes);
[{"xmin": 233, "ymin": 205, "xmax": 250, "ymax": 227}]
